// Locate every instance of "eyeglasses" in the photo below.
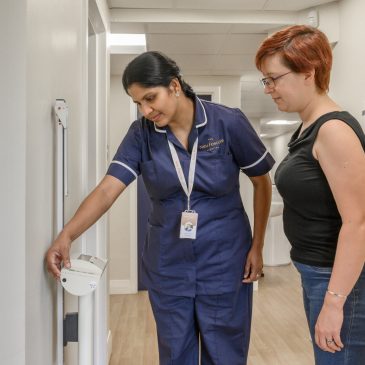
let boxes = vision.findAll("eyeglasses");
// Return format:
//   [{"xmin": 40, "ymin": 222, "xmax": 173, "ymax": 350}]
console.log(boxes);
[{"xmin": 260, "ymin": 71, "xmax": 292, "ymax": 89}]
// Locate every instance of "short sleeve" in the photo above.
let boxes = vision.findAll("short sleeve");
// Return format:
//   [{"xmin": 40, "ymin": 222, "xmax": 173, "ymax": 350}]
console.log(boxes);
[
  {"xmin": 229, "ymin": 109, "xmax": 275, "ymax": 176},
  {"xmin": 106, "ymin": 120, "xmax": 142, "ymax": 186}
]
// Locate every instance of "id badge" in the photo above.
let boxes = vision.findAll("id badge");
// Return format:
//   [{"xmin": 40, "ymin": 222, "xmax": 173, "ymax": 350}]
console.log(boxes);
[{"xmin": 179, "ymin": 210, "xmax": 198, "ymax": 239}]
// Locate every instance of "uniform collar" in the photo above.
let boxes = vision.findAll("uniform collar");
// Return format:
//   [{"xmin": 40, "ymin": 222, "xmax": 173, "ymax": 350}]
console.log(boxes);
[
  {"xmin": 153, "ymin": 96, "xmax": 207, "ymax": 134},
  {"xmin": 194, "ymin": 97, "xmax": 208, "ymax": 128}
]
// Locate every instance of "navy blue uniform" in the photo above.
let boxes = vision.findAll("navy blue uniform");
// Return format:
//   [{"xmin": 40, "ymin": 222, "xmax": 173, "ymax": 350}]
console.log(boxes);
[{"xmin": 107, "ymin": 97, "xmax": 274, "ymax": 364}]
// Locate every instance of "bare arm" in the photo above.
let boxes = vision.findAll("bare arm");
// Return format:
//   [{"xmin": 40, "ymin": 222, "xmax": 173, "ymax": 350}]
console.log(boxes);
[
  {"xmin": 46, "ymin": 175, "xmax": 126, "ymax": 278},
  {"xmin": 243, "ymin": 173, "xmax": 272, "ymax": 282},
  {"xmin": 313, "ymin": 120, "xmax": 365, "ymax": 351}
]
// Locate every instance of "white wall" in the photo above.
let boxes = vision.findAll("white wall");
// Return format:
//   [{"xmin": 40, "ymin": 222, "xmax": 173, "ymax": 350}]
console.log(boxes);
[
  {"xmin": 331, "ymin": 0, "xmax": 365, "ymax": 128},
  {"xmin": 109, "ymin": 76, "xmax": 134, "ymax": 283},
  {"xmin": 297, "ymin": 1, "xmax": 340, "ymax": 44},
  {"xmin": 297, "ymin": 0, "xmax": 365, "ymax": 127},
  {"xmin": 0, "ymin": 2, "xmax": 26, "ymax": 364},
  {"xmin": 1, "ymin": 0, "xmax": 110, "ymax": 364},
  {"xmin": 26, "ymin": 1, "xmax": 89, "ymax": 363},
  {"xmin": 185, "ymin": 75, "xmax": 241, "ymax": 107}
]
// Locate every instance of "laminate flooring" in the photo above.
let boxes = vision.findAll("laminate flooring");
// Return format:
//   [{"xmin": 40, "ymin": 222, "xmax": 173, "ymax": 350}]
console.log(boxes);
[{"xmin": 109, "ymin": 264, "xmax": 314, "ymax": 365}]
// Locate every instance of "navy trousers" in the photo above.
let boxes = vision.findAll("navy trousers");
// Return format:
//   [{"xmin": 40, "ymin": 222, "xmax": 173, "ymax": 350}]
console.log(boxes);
[{"xmin": 148, "ymin": 283, "xmax": 252, "ymax": 365}]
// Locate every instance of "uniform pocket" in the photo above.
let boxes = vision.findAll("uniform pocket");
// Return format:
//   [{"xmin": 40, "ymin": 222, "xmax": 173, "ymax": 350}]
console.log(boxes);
[
  {"xmin": 142, "ymin": 224, "xmax": 162, "ymax": 271},
  {"xmin": 195, "ymin": 153, "xmax": 239, "ymax": 196},
  {"xmin": 140, "ymin": 159, "xmax": 181, "ymax": 199}
]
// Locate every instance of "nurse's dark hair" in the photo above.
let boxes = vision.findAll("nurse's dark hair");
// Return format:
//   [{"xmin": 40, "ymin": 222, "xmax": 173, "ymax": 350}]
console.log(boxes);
[
  {"xmin": 122, "ymin": 51, "xmax": 195, "ymax": 98},
  {"xmin": 255, "ymin": 25, "xmax": 332, "ymax": 93}
]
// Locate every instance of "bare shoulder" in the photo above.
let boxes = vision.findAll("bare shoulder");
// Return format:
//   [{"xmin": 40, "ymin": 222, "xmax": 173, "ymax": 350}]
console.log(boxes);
[{"xmin": 317, "ymin": 119, "xmax": 363, "ymax": 149}]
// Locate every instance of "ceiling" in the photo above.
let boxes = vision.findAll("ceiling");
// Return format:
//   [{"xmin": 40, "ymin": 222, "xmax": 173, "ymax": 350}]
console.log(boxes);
[{"xmin": 107, "ymin": 0, "xmax": 338, "ymax": 137}]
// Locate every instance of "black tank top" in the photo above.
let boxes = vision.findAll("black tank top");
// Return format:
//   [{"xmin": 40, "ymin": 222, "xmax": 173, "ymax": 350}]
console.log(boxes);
[{"xmin": 275, "ymin": 111, "xmax": 365, "ymax": 267}]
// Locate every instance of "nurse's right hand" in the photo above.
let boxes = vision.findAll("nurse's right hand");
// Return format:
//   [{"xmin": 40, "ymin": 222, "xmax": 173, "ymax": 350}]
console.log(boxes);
[{"xmin": 46, "ymin": 235, "xmax": 71, "ymax": 280}]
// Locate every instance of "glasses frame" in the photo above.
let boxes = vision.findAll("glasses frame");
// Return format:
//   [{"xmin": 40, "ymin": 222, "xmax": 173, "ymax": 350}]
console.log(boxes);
[{"xmin": 260, "ymin": 71, "xmax": 292, "ymax": 89}]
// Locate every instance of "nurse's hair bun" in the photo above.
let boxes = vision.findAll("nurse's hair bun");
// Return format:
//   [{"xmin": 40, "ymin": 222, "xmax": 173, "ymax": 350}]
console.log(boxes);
[{"xmin": 122, "ymin": 51, "xmax": 195, "ymax": 98}]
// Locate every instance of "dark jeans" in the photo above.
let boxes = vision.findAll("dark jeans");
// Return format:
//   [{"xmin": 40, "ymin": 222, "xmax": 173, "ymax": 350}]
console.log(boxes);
[{"xmin": 293, "ymin": 261, "xmax": 365, "ymax": 365}]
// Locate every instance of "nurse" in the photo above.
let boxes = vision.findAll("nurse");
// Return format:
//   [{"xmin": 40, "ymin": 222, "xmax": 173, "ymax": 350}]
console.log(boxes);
[{"xmin": 46, "ymin": 51, "xmax": 274, "ymax": 365}]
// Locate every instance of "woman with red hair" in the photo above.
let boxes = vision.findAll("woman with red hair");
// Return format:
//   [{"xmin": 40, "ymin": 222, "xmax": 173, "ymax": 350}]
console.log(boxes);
[{"xmin": 256, "ymin": 25, "xmax": 365, "ymax": 364}]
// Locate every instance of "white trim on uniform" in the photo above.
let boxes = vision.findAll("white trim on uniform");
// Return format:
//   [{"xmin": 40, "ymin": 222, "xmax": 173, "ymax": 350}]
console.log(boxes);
[
  {"xmin": 154, "ymin": 123, "xmax": 167, "ymax": 133},
  {"xmin": 240, "ymin": 150, "xmax": 269, "ymax": 170},
  {"xmin": 110, "ymin": 160, "xmax": 138, "ymax": 178},
  {"xmin": 196, "ymin": 97, "xmax": 208, "ymax": 128}
]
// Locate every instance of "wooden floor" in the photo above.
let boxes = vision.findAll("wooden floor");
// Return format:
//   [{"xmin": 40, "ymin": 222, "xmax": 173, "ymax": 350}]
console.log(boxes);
[{"xmin": 109, "ymin": 264, "xmax": 314, "ymax": 365}]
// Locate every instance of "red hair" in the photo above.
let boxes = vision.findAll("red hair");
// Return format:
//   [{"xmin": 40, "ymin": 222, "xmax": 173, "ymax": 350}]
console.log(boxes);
[{"xmin": 255, "ymin": 25, "xmax": 332, "ymax": 93}]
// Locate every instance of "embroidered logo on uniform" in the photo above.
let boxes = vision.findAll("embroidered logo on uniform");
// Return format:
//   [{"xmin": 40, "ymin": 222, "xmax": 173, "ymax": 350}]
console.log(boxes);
[{"xmin": 199, "ymin": 137, "xmax": 225, "ymax": 152}]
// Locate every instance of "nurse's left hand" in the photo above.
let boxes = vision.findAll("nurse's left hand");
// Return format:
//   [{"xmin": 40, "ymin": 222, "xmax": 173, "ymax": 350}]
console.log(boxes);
[{"xmin": 242, "ymin": 246, "xmax": 264, "ymax": 283}]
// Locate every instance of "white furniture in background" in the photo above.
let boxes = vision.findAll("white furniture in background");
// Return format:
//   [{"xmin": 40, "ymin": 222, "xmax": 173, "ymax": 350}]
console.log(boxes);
[{"xmin": 263, "ymin": 185, "xmax": 291, "ymax": 266}]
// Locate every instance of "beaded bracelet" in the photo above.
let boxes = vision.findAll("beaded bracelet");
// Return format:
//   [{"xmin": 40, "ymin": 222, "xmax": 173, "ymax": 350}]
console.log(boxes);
[{"xmin": 326, "ymin": 289, "xmax": 347, "ymax": 299}]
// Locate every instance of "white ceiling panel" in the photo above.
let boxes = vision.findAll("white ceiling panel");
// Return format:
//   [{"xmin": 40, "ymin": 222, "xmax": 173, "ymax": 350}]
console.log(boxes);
[
  {"xmin": 213, "ymin": 54, "xmax": 257, "ymax": 72},
  {"xmin": 110, "ymin": 22, "xmax": 147, "ymax": 34},
  {"xmin": 167, "ymin": 54, "xmax": 219, "ymax": 73},
  {"xmin": 230, "ymin": 23, "xmax": 289, "ymax": 33},
  {"xmin": 147, "ymin": 34, "xmax": 226, "ymax": 54},
  {"xmin": 108, "ymin": 0, "xmax": 268, "ymax": 10},
  {"xmin": 264, "ymin": 0, "xmax": 336, "ymax": 11},
  {"xmin": 108, "ymin": 0, "xmax": 336, "ymax": 11},
  {"xmin": 146, "ymin": 23, "xmax": 232, "ymax": 34},
  {"xmin": 220, "ymin": 34, "xmax": 267, "ymax": 54},
  {"xmin": 175, "ymin": 0, "xmax": 267, "ymax": 10},
  {"xmin": 107, "ymin": 0, "xmax": 174, "ymax": 8}
]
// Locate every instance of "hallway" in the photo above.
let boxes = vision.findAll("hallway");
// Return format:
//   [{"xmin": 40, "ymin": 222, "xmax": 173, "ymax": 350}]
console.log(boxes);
[{"xmin": 3, "ymin": 0, "xmax": 365, "ymax": 363}]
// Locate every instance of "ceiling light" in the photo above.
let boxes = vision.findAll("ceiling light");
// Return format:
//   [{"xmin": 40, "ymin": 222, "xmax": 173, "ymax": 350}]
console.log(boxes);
[
  {"xmin": 108, "ymin": 33, "xmax": 146, "ymax": 46},
  {"xmin": 108, "ymin": 33, "xmax": 146, "ymax": 54},
  {"xmin": 266, "ymin": 120, "xmax": 299, "ymax": 125}
]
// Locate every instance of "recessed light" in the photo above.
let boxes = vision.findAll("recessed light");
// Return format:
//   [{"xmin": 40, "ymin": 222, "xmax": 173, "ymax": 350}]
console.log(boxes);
[
  {"xmin": 266, "ymin": 120, "xmax": 298, "ymax": 125},
  {"xmin": 108, "ymin": 33, "xmax": 147, "ymax": 54},
  {"xmin": 108, "ymin": 33, "xmax": 146, "ymax": 46}
]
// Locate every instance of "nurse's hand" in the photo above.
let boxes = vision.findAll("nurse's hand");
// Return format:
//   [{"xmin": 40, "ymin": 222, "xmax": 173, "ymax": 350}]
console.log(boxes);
[
  {"xmin": 46, "ymin": 235, "xmax": 72, "ymax": 280},
  {"xmin": 242, "ymin": 245, "xmax": 264, "ymax": 283}
]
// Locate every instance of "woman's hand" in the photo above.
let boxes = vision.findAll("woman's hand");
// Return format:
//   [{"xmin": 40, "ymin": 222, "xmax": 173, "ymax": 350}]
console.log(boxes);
[
  {"xmin": 314, "ymin": 298, "xmax": 345, "ymax": 353},
  {"xmin": 46, "ymin": 235, "xmax": 72, "ymax": 280},
  {"xmin": 242, "ymin": 245, "xmax": 264, "ymax": 283}
]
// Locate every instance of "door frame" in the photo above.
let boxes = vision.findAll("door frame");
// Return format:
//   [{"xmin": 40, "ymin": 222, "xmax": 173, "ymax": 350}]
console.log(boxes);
[{"xmin": 194, "ymin": 85, "xmax": 221, "ymax": 103}]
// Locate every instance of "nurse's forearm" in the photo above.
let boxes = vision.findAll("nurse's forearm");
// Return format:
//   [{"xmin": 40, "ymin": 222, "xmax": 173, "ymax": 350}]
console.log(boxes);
[
  {"xmin": 59, "ymin": 175, "xmax": 126, "ymax": 243},
  {"xmin": 249, "ymin": 174, "xmax": 272, "ymax": 249}
]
